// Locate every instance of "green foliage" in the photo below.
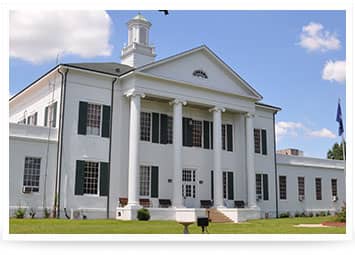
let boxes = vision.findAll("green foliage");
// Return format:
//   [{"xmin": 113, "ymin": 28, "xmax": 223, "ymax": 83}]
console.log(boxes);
[
  {"xmin": 279, "ymin": 212, "xmax": 290, "ymax": 218},
  {"xmin": 327, "ymin": 142, "xmax": 346, "ymax": 160},
  {"xmin": 29, "ymin": 208, "xmax": 36, "ymax": 219},
  {"xmin": 15, "ymin": 208, "xmax": 26, "ymax": 219},
  {"xmin": 308, "ymin": 212, "xmax": 313, "ymax": 217},
  {"xmin": 327, "ymin": 211, "xmax": 331, "ymax": 216},
  {"xmin": 294, "ymin": 211, "xmax": 300, "ymax": 217},
  {"xmin": 44, "ymin": 208, "xmax": 51, "ymax": 218},
  {"xmin": 335, "ymin": 204, "xmax": 346, "ymax": 222},
  {"xmin": 319, "ymin": 211, "xmax": 326, "ymax": 217},
  {"xmin": 137, "ymin": 208, "xmax": 150, "ymax": 221}
]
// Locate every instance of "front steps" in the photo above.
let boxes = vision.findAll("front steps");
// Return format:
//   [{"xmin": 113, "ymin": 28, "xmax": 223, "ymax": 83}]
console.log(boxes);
[{"xmin": 207, "ymin": 208, "xmax": 233, "ymax": 223}]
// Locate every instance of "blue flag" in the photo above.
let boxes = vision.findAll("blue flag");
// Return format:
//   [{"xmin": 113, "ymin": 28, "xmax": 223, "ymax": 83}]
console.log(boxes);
[{"xmin": 336, "ymin": 100, "xmax": 344, "ymax": 136}]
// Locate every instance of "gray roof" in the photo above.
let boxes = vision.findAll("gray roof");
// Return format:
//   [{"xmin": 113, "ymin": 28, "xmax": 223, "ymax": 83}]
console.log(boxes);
[{"xmin": 64, "ymin": 62, "xmax": 134, "ymax": 76}]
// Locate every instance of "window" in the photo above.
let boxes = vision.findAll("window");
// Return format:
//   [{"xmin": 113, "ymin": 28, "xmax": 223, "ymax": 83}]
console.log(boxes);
[
  {"xmin": 139, "ymin": 27, "xmax": 147, "ymax": 44},
  {"xmin": 182, "ymin": 168, "xmax": 196, "ymax": 198},
  {"xmin": 256, "ymin": 174, "xmax": 269, "ymax": 200},
  {"xmin": 140, "ymin": 112, "xmax": 151, "ymax": 141},
  {"xmin": 140, "ymin": 166, "xmax": 150, "ymax": 196},
  {"xmin": 279, "ymin": 176, "xmax": 287, "ymax": 200},
  {"xmin": 192, "ymin": 120, "xmax": 202, "ymax": 147},
  {"xmin": 86, "ymin": 103, "xmax": 101, "ymax": 135},
  {"xmin": 139, "ymin": 165, "xmax": 159, "ymax": 198},
  {"xmin": 315, "ymin": 178, "xmax": 322, "ymax": 200},
  {"xmin": 27, "ymin": 112, "xmax": 38, "ymax": 126},
  {"xmin": 254, "ymin": 129, "xmax": 261, "ymax": 153},
  {"xmin": 298, "ymin": 177, "xmax": 305, "ymax": 199},
  {"xmin": 222, "ymin": 124, "xmax": 233, "ymax": 151},
  {"xmin": 83, "ymin": 161, "xmax": 99, "ymax": 195},
  {"xmin": 254, "ymin": 128, "xmax": 267, "ymax": 155},
  {"xmin": 331, "ymin": 179, "xmax": 338, "ymax": 198},
  {"xmin": 193, "ymin": 70, "xmax": 208, "ymax": 79},
  {"xmin": 203, "ymin": 121, "xmax": 213, "ymax": 149},
  {"xmin": 44, "ymin": 101, "xmax": 57, "ymax": 128},
  {"xmin": 23, "ymin": 157, "xmax": 41, "ymax": 192}
]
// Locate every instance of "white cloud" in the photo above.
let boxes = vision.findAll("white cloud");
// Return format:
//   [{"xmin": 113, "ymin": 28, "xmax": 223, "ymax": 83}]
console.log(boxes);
[
  {"xmin": 308, "ymin": 128, "xmax": 336, "ymax": 139},
  {"xmin": 299, "ymin": 22, "xmax": 340, "ymax": 52},
  {"xmin": 276, "ymin": 121, "xmax": 337, "ymax": 141},
  {"xmin": 322, "ymin": 60, "xmax": 346, "ymax": 83},
  {"xmin": 10, "ymin": 10, "xmax": 113, "ymax": 64},
  {"xmin": 275, "ymin": 121, "xmax": 304, "ymax": 137}
]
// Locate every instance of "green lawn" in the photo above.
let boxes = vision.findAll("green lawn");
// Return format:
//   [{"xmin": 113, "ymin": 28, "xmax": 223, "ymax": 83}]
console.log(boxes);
[{"xmin": 9, "ymin": 216, "xmax": 345, "ymax": 234}]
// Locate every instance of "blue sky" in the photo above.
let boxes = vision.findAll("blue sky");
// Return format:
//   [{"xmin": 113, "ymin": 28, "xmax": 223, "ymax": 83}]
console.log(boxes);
[{"xmin": 9, "ymin": 10, "xmax": 346, "ymax": 158}]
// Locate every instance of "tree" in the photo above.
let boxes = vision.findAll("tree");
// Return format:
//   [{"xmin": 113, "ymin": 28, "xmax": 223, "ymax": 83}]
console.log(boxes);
[{"xmin": 327, "ymin": 142, "xmax": 346, "ymax": 160}]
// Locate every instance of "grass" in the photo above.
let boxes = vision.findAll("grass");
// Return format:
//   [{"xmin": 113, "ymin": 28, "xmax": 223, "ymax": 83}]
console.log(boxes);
[{"xmin": 9, "ymin": 216, "xmax": 345, "ymax": 234}]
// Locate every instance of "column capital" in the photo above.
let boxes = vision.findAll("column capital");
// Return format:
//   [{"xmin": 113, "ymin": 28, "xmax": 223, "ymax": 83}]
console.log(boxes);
[
  {"xmin": 169, "ymin": 98, "xmax": 187, "ymax": 106},
  {"xmin": 124, "ymin": 89, "xmax": 146, "ymax": 98},
  {"xmin": 209, "ymin": 106, "xmax": 226, "ymax": 113},
  {"xmin": 244, "ymin": 112, "xmax": 255, "ymax": 118}
]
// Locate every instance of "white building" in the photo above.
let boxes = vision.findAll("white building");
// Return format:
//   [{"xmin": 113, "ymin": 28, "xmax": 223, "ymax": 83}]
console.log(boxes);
[{"xmin": 9, "ymin": 14, "xmax": 345, "ymax": 222}]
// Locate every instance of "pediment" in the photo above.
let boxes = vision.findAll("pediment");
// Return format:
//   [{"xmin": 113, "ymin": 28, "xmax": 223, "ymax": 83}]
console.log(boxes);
[{"xmin": 137, "ymin": 46, "xmax": 262, "ymax": 100}]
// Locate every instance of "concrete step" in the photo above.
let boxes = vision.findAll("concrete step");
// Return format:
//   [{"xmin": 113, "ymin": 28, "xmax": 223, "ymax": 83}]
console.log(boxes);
[{"xmin": 207, "ymin": 208, "xmax": 233, "ymax": 223}]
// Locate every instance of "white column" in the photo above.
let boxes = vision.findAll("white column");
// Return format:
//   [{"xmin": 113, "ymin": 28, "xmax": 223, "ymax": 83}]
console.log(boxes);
[
  {"xmin": 170, "ymin": 99, "xmax": 187, "ymax": 208},
  {"xmin": 245, "ymin": 113, "xmax": 257, "ymax": 208},
  {"xmin": 209, "ymin": 106, "xmax": 225, "ymax": 208},
  {"xmin": 126, "ymin": 90, "xmax": 145, "ymax": 207}
]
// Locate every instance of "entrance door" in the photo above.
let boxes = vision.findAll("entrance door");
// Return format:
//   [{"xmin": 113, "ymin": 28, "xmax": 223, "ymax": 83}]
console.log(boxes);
[{"xmin": 182, "ymin": 168, "xmax": 197, "ymax": 208}]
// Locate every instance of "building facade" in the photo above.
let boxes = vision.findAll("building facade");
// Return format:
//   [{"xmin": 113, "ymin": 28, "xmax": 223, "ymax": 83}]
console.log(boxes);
[{"xmin": 9, "ymin": 14, "xmax": 345, "ymax": 222}]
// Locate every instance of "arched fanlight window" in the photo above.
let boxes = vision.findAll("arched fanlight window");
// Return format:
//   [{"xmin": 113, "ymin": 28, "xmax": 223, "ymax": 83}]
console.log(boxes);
[{"xmin": 193, "ymin": 70, "xmax": 208, "ymax": 79}]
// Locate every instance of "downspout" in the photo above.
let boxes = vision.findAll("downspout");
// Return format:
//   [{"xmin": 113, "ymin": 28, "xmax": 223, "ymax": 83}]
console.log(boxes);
[
  {"xmin": 54, "ymin": 67, "xmax": 68, "ymax": 218},
  {"xmin": 107, "ymin": 77, "xmax": 117, "ymax": 219},
  {"xmin": 272, "ymin": 112, "xmax": 279, "ymax": 218}
]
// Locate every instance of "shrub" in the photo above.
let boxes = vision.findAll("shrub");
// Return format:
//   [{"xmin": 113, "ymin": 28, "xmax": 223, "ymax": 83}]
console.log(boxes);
[
  {"xmin": 15, "ymin": 208, "xmax": 26, "ymax": 219},
  {"xmin": 44, "ymin": 208, "xmax": 51, "ymax": 218},
  {"xmin": 300, "ymin": 211, "xmax": 306, "ymax": 217},
  {"xmin": 308, "ymin": 212, "xmax": 313, "ymax": 217},
  {"xmin": 137, "ymin": 208, "xmax": 150, "ymax": 221},
  {"xmin": 29, "ymin": 208, "xmax": 36, "ymax": 219},
  {"xmin": 315, "ymin": 212, "xmax": 320, "ymax": 217},
  {"xmin": 279, "ymin": 212, "xmax": 290, "ymax": 218},
  {"xmin": 319, "ymin": 211, "xmax": 326, "ymax": 217},
  {"xmin": 327, "ymin": 210, "xmax": 331, "ymax": 216},
  {"xmin": 294, "ymin": 211, "xmax": 300, "ymax": 217},
  {"xmin": 335, "ymin": 204, "xmax": 346, "ymax": 222}
]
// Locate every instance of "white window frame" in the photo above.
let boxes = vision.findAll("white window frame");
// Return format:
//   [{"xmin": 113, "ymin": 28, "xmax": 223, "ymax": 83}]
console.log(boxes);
[
  {"xmin": 279, "ymin": 175, "xmax": 287, "ymax": 200},
  {"xmin": 23, "ymin": 156, "xmax": 41, "ymax": 192},
  {"xmin": 86, "ymin": 103, "xmax": 102, "ymax": 136},
  {"xmin": 139, "ymin": 165, "xmax": 151, "ymax": 197},
  {"xmin": 297, "ymin": 176, "xmax": 305, "ymax": 200},
  {"xmin": 45, "ymin": 102, "xmax": 57, "ymax": 128},
  {"xmin": 83, "ymin": 161, "xmax": 100, "ymax": 196},
  {"xmin": 140, "ymin": 112, "xmax": 152, "ymax": 142}
]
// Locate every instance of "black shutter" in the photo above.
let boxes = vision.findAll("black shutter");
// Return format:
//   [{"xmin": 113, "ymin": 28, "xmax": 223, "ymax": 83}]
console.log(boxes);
[
  {"xmin": 227, "ymin": 172, "xmax": 234, "ymax": 200},
  {"xmin": 75, "ymin": 160, "xmax": 85, "ymax": 195},
  {"xmin": 211, "ymin": 170, "xmax": 214, "ymax": 200},
  {"xmin": 210, "ymin": 122, "xmax": 213, "ymax": 149},
  {"xmin": 160, "ymin": 114, "xmax": 168, "ymax": 144},
  {"xmin": 52, "ymin": 102, "xmax": 57, "ymax": 127},
  {"xmin": 152, "ymin": 112, "xmax": 160, "ymax": 143},
  {"xmin": 263, "ymin": 174, "xmax": 269, "ymax": 200},
  {"xmin": 183, "ymin": 117, "xmax": 193, "ymax": 147},
  {"xmin": 44, "ymin": 106, "xmax": 48, "ymax": 126},
  {"xmin": 27, "ymin": 116, "xmax": 30, "ymax": 125},
  {"xmin": 101, "ymin": 105, "xmax": 111, "ymax": 138},
  {"xmin": 227, "ymin": 124, "xmax": 233, "ymax": 152},
  {"xmin": 99, "ymin": 162, "xmax": 109, "ymax": 196},
  {"xmin": 34, "ymin": 112, "xmax": 38, "ymax": 125},
  {"xmin": 78, "ymin": 101, "xmax": 88, "ymax": 135},
  {"xmin": 203, "ymin": 121, "xmax": 210, "ymax": 149},
  {"xmin": 262, "ymin": 129, "xmax": 267, "ymax": 155},
  {"xmin": 151, "ymin": 166, "xmax": 159, "ymax": 198}
]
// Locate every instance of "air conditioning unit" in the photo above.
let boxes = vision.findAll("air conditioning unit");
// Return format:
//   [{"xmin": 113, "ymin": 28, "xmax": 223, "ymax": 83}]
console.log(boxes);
[
  {"xmin": 298, "ymin": 195, "xmax": 305, "ymax": 201},
  {"xmin": 332, "ymin": 196, "xmax": 338, "ymax": 202},
  {"xmin": 256, "ymin": 194, "xmax": 262, "ymax": 201},
  {"xmin": 22, "ymin": 186, "xmax": 32, "ymax": 193},
  {"xmin": 71, "ymin": 210, "xmax": 81, "ymax": 220}
]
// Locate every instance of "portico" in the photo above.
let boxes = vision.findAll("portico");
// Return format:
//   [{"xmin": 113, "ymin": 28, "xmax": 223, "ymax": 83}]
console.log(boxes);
[{"xmin": 118, "ymin": 85, "xmax": 260, "ymax": 220}]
